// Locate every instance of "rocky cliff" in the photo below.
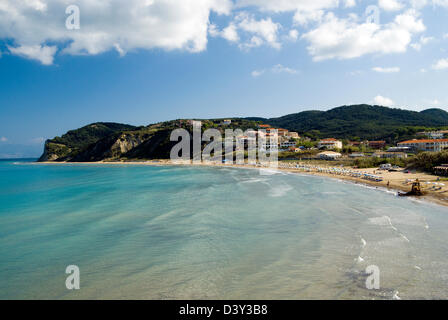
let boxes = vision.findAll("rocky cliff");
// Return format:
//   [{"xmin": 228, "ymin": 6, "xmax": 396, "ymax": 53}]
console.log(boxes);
[{"xmin": 38, "ymin": 119, "xmax": 259, "ymax": 162}]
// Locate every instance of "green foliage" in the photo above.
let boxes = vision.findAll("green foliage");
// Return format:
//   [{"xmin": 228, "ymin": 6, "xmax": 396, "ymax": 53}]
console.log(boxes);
[
  {"xmin": 409, "ymin": 151, "xmax": 448, "ymax": 172},
  {"xmin": 342, "ymin": 146, "xmax": 360, "ymax": 154},
  {"xmin": 297, "ymin": 140, "xmax": 316, "ymax": 149},
  {"xmin": 354, "ymin": 157, "xmax": 408, "ymax": 169},
  {"xmin": 39, "ymin": 106, "xmax": 448, "ymax": 163},
  {"xmin": 51, "ymin": 123, "xmax": 136, "ymax": 149},
  {"xmin": 248, "ymin": 105, "xmax": 448, "ymax": 142}
]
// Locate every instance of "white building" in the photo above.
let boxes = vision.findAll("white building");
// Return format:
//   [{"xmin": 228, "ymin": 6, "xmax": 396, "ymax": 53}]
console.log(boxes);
[
  {"xmin": 373, "ymin": 152, "xmax": 408, "ymax": 159},
  {"xmin": 349, "ymin": 153, "xmax": 365, "ymax": 158},
  {"xmin": 318, "ymin": 138, "xmax": 343, "ymax": 150},
  {"xmin": 318, "ymin": 151, "xmax": 342, "ymax": 160},
  {"xmin": 397, "ymin": 139, "xmax": 448, "ymax": 152},
  {"xmin": 286, "ymin": 132, "xmax": 300, "ymax": 139},
  {"xmin": 280, "ymin": 141, "xmax": 297, "ymax": 149},
  {"xmin": 419, "ymin": 131, "xmax": 447, "ymax": 139}
]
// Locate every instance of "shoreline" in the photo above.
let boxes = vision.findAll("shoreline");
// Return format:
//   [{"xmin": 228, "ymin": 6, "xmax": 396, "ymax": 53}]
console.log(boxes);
[{"xmin": 36, "ymin": 160, "xmax": 448, "ymax": 208}]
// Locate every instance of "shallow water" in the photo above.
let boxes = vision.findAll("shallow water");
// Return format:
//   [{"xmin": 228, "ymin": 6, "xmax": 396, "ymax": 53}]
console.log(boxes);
[{"xmin": 0, "ymin": 159, "xmax": 447, "ymax": 299}]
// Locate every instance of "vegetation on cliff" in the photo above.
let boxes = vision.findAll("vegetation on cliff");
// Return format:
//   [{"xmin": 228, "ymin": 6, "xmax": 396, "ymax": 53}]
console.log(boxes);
[
  {"xmin": 39, "ymin": 105, "xmax": 448, "ymax": 162},
  {"xmin": 248, "ymin": 105, "xmax": 448, "ymax": 142}
]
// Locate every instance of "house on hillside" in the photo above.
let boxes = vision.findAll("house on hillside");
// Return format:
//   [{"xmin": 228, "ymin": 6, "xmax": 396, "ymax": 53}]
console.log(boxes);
[
  {"xmin": 418, "ymin": 131, "xmax": 448, "ymax": 139},
  {"xmin": 287, "ymin": 132, "xmax": 300, "ymax": 139},
  {"xmin": 318, "ymin": 138, "xmax": 343, "ymax": 150},
  {"xmin": 277, "ymin": 128, "xmax": 289, "ymax": 137},
  {"xmin": 280, "ymin": 141, "xmax": 297, "ymax": 149},
  {"xmin": 373, "ymin": 152, "xmax": 408, "ymax": 159},
  {"xmin": 397, "ymin": 139, "xmax": 448, "ymax": 152},
  {"xmin": 387, "ymin": 146, "xmax": 413, "ymax": 153},
  {"xmin": 368, "ymin": 141, "xmax": 386, "ymax": 149},
  {"xmin": 349, "ymin": 153, "xmax": 365, "ymax": 158}
]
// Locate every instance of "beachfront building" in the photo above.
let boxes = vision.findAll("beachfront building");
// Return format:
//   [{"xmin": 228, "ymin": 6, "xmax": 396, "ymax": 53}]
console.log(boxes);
[
  {"xmin": 418, "ymin": 131, "xmax": 448, "ymax": 139},
  {"xmin": 397, "ymin": 139, "xmax": 448, "ymax": 152},
  {"xmin": 259, "ymin": 140, "xmax": 279, "ymax": 154},
  {"xmin": 286, "ymin": 132, "xmax": 300, "ymax": 139},
  {"xmin": 428, "ymin": 132, "xmax": 444, "ymax": 139},
  {"xmin": 348, "ymin": 141, "xmax": 361, "ymax": 147},
  {"xmin": 373, "ymin": 152, "xmax": 408, "ymax": 159},
  {"xmin": 434, "ymin": 164, "xmax": 448, "ymax": 176},
  {"xmin": 221, "ymin": 119, "xmax": 232, "ymax": 125},
  {"xmin": 318, "ymin": 151, "xmax": 342, "ymax": 160},
  {"xmin": 280, "ymin": 141, "xmax": 297, "ymax": 149},
  {"xmin": 318, "ymin": 138, "xmax": 343, "ymax": 150},
  {"xmin": 368, "ymin": 141, "xmax": 386, "ymax": 149},
  {"xmin": 349, "ymin": 153, "xmax": 365, "ymax": 158},
  {"xmin": 387, "ymin": 146, "xmax": 413, "ymax": 153},
  {"xmin": 277, "ymin": 129, "xmax": 289, "ymax": 137}
]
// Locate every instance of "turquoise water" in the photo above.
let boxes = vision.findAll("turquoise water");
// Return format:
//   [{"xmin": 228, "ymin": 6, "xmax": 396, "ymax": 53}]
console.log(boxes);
[{"xmin": 1, "ymin": 159, "xmax": 448, "ymax": 299}]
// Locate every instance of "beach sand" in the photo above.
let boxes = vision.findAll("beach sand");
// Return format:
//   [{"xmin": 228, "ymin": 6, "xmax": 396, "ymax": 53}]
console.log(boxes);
[{"xmin": 39, "ymin": 160, "xmax": 448, "ymax": 208}]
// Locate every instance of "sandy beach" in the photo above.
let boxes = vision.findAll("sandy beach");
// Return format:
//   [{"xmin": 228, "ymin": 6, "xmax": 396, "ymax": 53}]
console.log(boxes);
[{"xmin": 39, "ymin": 160, "xmax": 448, "ymax": 208}]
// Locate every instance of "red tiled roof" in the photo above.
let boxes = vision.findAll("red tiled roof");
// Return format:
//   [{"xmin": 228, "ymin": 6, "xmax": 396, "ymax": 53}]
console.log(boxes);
[
  {"xmin": 398, "ymin": 139, "xmax": 448, "ymax": 144},
  {"xmin": 321, "ymin": 138, "xmax": 338, "ymax": 142}
]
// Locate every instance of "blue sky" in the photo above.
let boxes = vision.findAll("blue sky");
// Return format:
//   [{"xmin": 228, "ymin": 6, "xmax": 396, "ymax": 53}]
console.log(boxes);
[{"xmin": 0, "ymin": 0, "xmax": 448, "ymax": 157}]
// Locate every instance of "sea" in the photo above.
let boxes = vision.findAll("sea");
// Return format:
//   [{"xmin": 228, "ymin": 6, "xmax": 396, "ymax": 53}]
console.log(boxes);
[{"xmin": 1, "ymin": 159, "xmax": 448, "ymax": 300}]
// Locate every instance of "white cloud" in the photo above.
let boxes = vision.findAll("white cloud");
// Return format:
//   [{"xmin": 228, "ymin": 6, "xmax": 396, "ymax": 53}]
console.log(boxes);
[
  {"xmin": 0, "ymin": 137, "xmax": 8, "ymax": 142},
  {"xmin": 374, "ymin": 95, "xmax": 395, "ymax": 106},
  {"xmin": 286, "ymin": 29, "xmax": 299, "ymax": 42},
  {"xmin": 302, "ymin": 10, "xmax": 425, "ymax": 61},
  {"xmin": 349, "ymin": 70, "xmax": 364, "ymax": 76},
  {"xmin": 344, "ymin": 0, "xmax": 357, "ymax": 8},
  {"xmin": 411, "ymin": 35, "xmax": 434, "ymax": 51},
  {"xmin": 424, "ymin": 99, "xmax": 441, "ymax": 106},
  {"xmin": 236, "ymin": 0, "xmax": 339, "ymax": 25},
  {"xmin": 237, "ymin": 13, "xmax": 281, "ymax": 49},
  {"xmin": 1, "ymin": 0, "xmax": 445, "ymax": 65},
  {"xmin": 372, "ymin": 66, "xmax": 400, "ymax": 73},
  {"xmin": 432, "ymin": 58, "xmax": 448, "ymax": 70},
  {"xmin": 251, "ymin": 69, "xmax": 265, "ymax": 77},
  {"xmin": 209, "ymin": 23, "xmax": 240, "ymax": 42},
  {"xmin": 8, "ymin": 44, "xmax": 57, "ymax": 65},
  {"xmin": 211, "ymin": 12, "xmax": 281, "ymax": 49},
  {"xmin": 272, "ymin": 64, "xmax": 298, "ymax": 74},
  {"xmin": 0, "ymin": 0, "xmax": 232, "ymax": 65},
  {"xmin": 433, "ymin": 0, "xmax": 448, "ymax": 7},
  {"xmin": 236, "ymin": 0, "xmax": 339, "ymax": 13},
  {"xmin": 251, "ymin": 64, "xmax": 297, "ymax": 77},
  {"xmin": 378, "ymin": 0, "xmax": 404, "ymax": 11},
  {"xmin": 222, "ymin": 24, "xmax": 240, "ymax": 42}
]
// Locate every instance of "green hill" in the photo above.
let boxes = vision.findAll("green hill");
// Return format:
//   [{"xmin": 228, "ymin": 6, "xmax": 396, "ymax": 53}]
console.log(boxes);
[
  {"xmin": 39, "ymin": 105, "xmax": 448, "ymax": 162},
  {"xmin": 38, "ymin": 122, "xmax": 137, "ymax": 161},
  {"xmin": 39, "ymin": 119, "xmax": 261, "ymax": 162},
  {"xmin": 248, "ymin": 105, "xmax": 448, "ymax": 142}
]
